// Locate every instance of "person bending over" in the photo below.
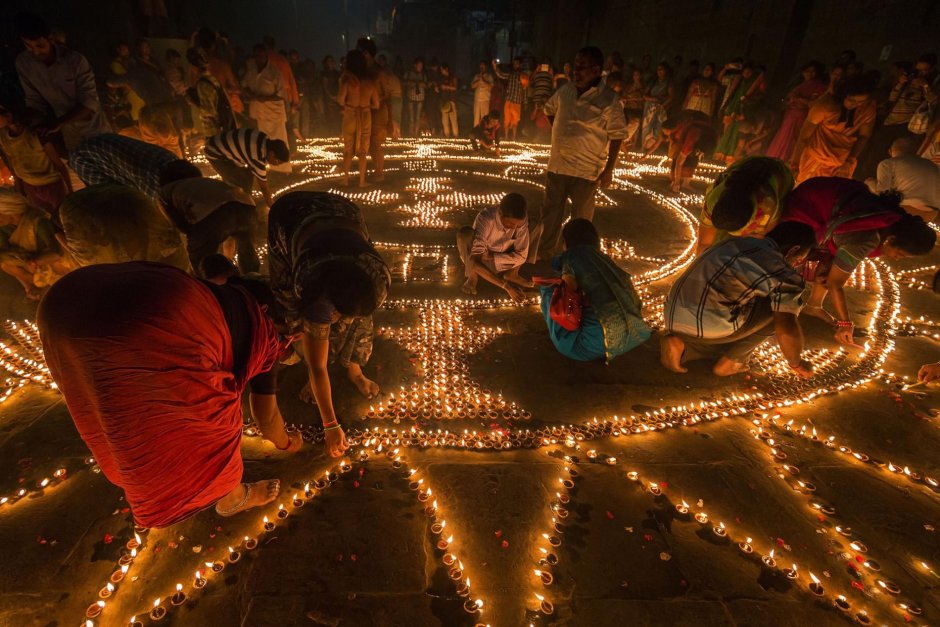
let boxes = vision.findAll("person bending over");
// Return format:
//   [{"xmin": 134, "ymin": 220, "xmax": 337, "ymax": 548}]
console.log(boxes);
[
  {"xmin": 697, "ymin": 156, "xmax": 794, "ymax": 254},
  {"xmin": 158, "ymin": 163, "xmax": 260, "ymax": 274},
  {"xmin": 38, "ymin": 262, "xmax": 302, "ymax": 528},
  {"xmin": 662, "ymin": 221, "xmax": 817, "ymax": 378},
  {"xmin": 781, "ymin": 177, "xmax": 936, "ymax": 347},
  {"xmin": 204, "ymin": 128, "xmax": 289, "ymax": 207},
  {"xmin": 470, "ymin": 110, "xmax": 501, "ymax": 155},
  {"xmin": 456, "ymin": 192, "xmax": 530, "ymax": 301},
  {"xmin": 268, "ymin": 191, "xmax": 391, "ymax": 457},
  {"xmin": 537, "ymin": 219, "xmax": 651, "ymax": 362}
]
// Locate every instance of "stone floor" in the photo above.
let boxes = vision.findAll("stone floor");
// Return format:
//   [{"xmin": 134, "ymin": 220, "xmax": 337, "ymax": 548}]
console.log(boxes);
[{"xmin": 0, "ymin": 140, "xmax": 937, "ymax": 627}]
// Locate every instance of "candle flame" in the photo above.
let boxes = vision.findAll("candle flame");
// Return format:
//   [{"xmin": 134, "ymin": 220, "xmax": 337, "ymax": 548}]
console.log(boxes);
[
  {"xmin": 205, "ymin": 562, "xmax": 215, "ymax": 568},
  {"xmin": 130, "ymin": 548, "xmax": 137, "ymax": 558},
  {"xmin": 446, "ymin": 535, "xmax": 453, "ymax": 543},
  {"xmin": 153, "ymin": 598, "xmax": 160, "ymax": 608},
  {"xmin": 228, "ymin": 546, "xmax": 234, "ymax": 553},
  {"xmin": 769, "ymin": 549, "xmax": 775, "ymax": 558},
  {"xmin": 134, "ymin": 533, "xmax": 141, "ymax": 544},
  {"xmin": 535, "ymin": 593, "xmax": 545, "ymax": 601},
  {"xmin": 176, "ymin": 583, "xmax": 183, "ymax": 592},
  {"xmin": 121, "ymin": 564, "xmax": 129, "ymax": 574},
  {"xmin": 195, "ymin": 570, "xmax": 202, "ymax": 580},
  {"xmin": 106, "ymin": 583, "xmax": 114, "ymax": 592},
  {"xmin": 810, "ymin": 572, "xmax": 820, "ymax": 585},
  {"xmin": 263, "ymin": 516, "xmax": 269, "ymax": 524}
]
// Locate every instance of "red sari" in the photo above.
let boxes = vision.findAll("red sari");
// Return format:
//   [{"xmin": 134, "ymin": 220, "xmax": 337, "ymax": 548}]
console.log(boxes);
[{"xmin": 38, "ymin": 262, "xmax": 280, "ymax": 528}]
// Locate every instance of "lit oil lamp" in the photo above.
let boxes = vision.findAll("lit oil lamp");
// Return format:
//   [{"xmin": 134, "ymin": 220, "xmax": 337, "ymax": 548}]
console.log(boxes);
[
  {"xmin": 304, "ymin": 482, "xmax": 314, "ymax": 498},
  {"xmin": 738, "ymin": 537, "xmax": 753, "ymax": 554},
  {"xmin": 897, "ymin": 602, "xmax": 922, "ymax": 616},
  {"xmin": 712, "ymin": 522, "xmax": 727, "ymax": 537},
  {"xmin": 126, "ymin": 533, "xmax": 141, "ymax": 550},
  {"xmin": 263, "ymin": 516, "xmax": 275, "ymax": 532},
  {"xmin": 150, "ymin": 598, "xmax": 166, "ymax": 621},
  {"xmin": 437, "ymin": 534, "xmax": 453, "ymax": 551},
  {"xmin": 762, "ymin": 549, "xmax": 776, "ymax": 568},
  {"xmin": 534, "ymin": 569, "xmax": 554, "ymax": 585},
  {"xmin": 849, "ymin": 541, "xmax": 867, "ymax": 553},
  {"xmin": 783, "ymin": 564, "xmax": 798, "ymax": 579},
  {"xmin": 694, "ymin": 511, "xmax": 708, "ymax": 524},
  {"xmin": 171, "ymin": 583, "xmax": 186, "ymax": 606},
  {"xmin": 98, "ymin": 582, "xmax": 114, "ymax": 599},
  {"xmin": 118, "ymin": 548, "xmax": 137, "ymax": 566},
  {"xmin": 808, "ymin": 573, "xmax": 824, "ymax": 596},
  {"xmin": 442, "ymin": 552, "xmax": 456, "ymax": 566},
  {"xmin": 208, "ymin": 560, "xmax": 225, "ymax": 573},
  {"xmin": 193, "ymin": 570, "xmax": 207, "ymax": 589},
  {"xmin": 862, "ymin": 559, "xmax": 879, "ymax": 571},
  {"xmin": 834, "ymin": 595, "xmax": 850, "ymax": 612},
  {"xmin": 431, "ymin": 520, "xmax": 446, "ymax": 535},
  {"xmin": 129, "ymin": 615, "xmax": 143, "ymax": 627},
  {"xmin": 535, "ymin": 593, "xmax": 554, "ymax": 614},
  {"xmin": 85, "ymin": 600, "xmax": 105, "ymax": 618},
  {"xmin": 877, "ymin": 579, "xmax": 900, "ymax": 595},
  {"xmin": 244, "ymin": 535, "xmax": 258, "ymax": 550},
  {"xmin": 292, "ymin": 493, "xmax": 304, "ymax": 508},
  {"xmin": 463, "ymin": 598, "xmax": 483, "ymax": 614},
  {"xmin": 648, "ymin": 482, "xmax": 662, "ymax": 496},
  {"xmin": 627, "ymin": 472, "xmax": 639, "ymax": 481},
  {"xmin": 854, "ymin": 611, "xmax": 871, "ymax": 625},
  {"xmin": 110, "ymin": 564, "xmax": 129, "ymax": 583},
  {"xmin": 675, "ymin": 500, "xmax": 690, "ymax": 516},
  {"xmin": 227, "ymin": 546, "xmax": 241, "ymax": 563},
  {"xmin": 455, "ymin": 578, "xmax": 470, "ymax": 597},
  {"xmin": 276, "ymin": 503, "xmax": 289, "ymax": 519}
]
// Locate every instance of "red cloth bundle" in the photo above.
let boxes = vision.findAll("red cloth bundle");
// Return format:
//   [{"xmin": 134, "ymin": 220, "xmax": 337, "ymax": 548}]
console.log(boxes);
[{"xmin": 38, "ymin": 262, "xmax": 279, "ymax": 528}]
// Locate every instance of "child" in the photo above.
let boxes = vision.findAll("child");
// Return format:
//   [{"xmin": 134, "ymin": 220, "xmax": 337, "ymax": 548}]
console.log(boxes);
[
  {"xmin": 470, "ymin": 109, "xmax": 502, "ymax": 155},
  {"xmin": 0, "ymin": 102, "xmax": 72, "ymax": 222},
  {"xmin": 455, "ymin": 192, "xmax": 530, "ymax": 300}
]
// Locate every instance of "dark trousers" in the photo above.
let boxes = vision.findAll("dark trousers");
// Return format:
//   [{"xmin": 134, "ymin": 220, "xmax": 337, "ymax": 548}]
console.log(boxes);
[
  {"xmin": 207, "ymin": 156, "xmax": 255, "ymax": 196},
  {"xmin": 534, "ymin": 171, "xmax": 598, "ymax": 259},
  {"xmin": 676, "ymin": 298, "xmax": 775, "ymax": 363},
  {"xmin": 184, "ymin": 201, "xmax": 259, "ymax": 274}
]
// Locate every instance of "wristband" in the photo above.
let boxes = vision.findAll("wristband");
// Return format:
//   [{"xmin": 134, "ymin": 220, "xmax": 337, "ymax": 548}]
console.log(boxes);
[
  {"xmin": 323, "ymin": 423, "xmax": 341, "ymax": 432},
  {"xmin": 835, "ymin": 320, "xmax": 854, "ymax": 328}
]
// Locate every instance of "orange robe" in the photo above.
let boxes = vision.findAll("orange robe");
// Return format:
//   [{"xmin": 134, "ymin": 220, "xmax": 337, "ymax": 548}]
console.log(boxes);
[{"xmin": 796, "ymin": 95, "xmax": 875, "ymax": 184}]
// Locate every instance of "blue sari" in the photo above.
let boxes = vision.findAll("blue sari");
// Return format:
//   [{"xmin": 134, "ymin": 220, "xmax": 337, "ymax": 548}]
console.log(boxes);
[{"xmin": 540, "ymin": 245, "xmax": 652, "ymax": 362}]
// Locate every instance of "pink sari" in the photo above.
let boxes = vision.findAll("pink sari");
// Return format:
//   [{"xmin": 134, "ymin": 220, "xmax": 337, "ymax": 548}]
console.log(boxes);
[{"xmin": 766, "ymin": 79, "xmax": 826, "ymax": 161}]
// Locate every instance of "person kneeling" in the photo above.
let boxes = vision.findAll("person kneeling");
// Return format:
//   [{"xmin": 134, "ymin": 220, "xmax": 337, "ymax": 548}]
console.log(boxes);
[
  {"xmin": 537, "ymin": 219, "xmax": 651, "ymax": 362},
  {"xmin": 661, "ymin": 221, "xmax": 816, "ymax": 378},
  {"xmin": 470, "ymin": 110, "xmax": 502, "ymax": 155},
  {"xmin": 456, "ymin": 192, "xmax": 530, "ymax": 302}
]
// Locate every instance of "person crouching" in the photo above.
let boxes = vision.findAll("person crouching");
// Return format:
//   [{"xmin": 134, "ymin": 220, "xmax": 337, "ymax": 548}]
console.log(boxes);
[
  {"xmin": 456, "ymin": 192, "xmax": 530, "ymax": 301},
  {"xmin": 661, "ymin": 221, "xmax": 817, "ymax": 378}
]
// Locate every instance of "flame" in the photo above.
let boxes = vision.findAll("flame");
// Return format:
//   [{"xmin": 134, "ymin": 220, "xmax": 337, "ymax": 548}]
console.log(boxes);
[
  {"xmin": 205, "ymin": 562, "xmax": 215, "ymax": 568},
  {"xmin": 446, "ymin": 535, "xmax": 453, "ymax": 543},
  {"xmin": 681, "ymin": 500, "xmax": 689, "ymax": 508},
  {"xmin": 134, "ymin": 532, "xmax": 141, "ymax": 544},
  {"xmin": 195, "ymin": 570, "xmax": 202, "ymax": 580},
  {"xmin": 121, "ymin": 564, "xmax": 129, "ymax": 574},
  {"xmin": 228, "ymin": 546, "xmax": 234, "ymax": 553},
  {"xmin": 153, "ymin": 598, "xmax": 160, "ymax": 608},
  {"xmin": 176, "ymin": 583, "xmax": 183, "ymax": 592},
  {"xmin": 535, "ymin": 593, "xmax": 545, "ymax": 601},
  {"xmin": 769, "ymin": 549, "xmax": 775, "ymax": 558},
  {"xmin": 263, "ymin": 516, "xmax": 270, "ymax": 524},
  {"xmin": 106, "ymin": 583, "xmax": 114, "ymax": 592},
  {"xmin": 809, "ymin": 572, "xmax": 820, "ymax": 585}
]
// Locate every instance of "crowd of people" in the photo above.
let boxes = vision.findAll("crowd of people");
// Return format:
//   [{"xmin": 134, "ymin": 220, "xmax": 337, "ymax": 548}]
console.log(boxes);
[{"xmin": 0, "ymin": 13, "xmax": 937, "ymax": 531}]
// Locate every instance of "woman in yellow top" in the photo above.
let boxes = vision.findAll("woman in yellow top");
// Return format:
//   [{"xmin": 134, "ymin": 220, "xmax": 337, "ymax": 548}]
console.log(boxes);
[
  {"xmin": 697, "ymin": 156, "xmax": 794, "ymax": 254},
  {"xmin": 0, "ymin": 103, "xmax": 72, "ymax": 222}
]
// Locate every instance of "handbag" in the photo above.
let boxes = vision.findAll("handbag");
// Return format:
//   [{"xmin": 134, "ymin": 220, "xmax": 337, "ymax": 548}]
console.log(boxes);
[
  {"xmin": 908, "ymin": 100, "xmax": 932, "ymax": 135},
  {"xmin": 534, "ymin": 277, "xmax": 584, "ymax": 331}
]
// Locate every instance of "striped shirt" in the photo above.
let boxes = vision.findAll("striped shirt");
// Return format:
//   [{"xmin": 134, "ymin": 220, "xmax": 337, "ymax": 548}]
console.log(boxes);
[
  {"xmin": 469, "ymin": 206, "xmax": 529, "ymax": 271},
  {"xmin": 204, "ymin": 129, "xmax": 270, "ymax": 181},
  {"xmin": 665, "ymin": 237, "xmax": 805, "ymax": 339}
]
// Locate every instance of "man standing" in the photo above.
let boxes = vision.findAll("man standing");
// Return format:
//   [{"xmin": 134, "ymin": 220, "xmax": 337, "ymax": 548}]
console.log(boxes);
[
  {"xmin": 358, "ymin": 37, "xmax": 390, "ymax": 182},
  {"xmin": 535, "ymin": 47, "xmax": 627, "ymax": 260},
  {"xmin": 493, "ymin": 57, "xmax": 525, "ymax": 141},
  {"xmin": 471, "ymin": 60, "xmax": 495, "ymax": 127},
  {"xmin": 263, "ymin": 36, "xmax": 301, "ymax": 154},
  {"xmin": 661, "ymin": 221, "xmax": 817, "ymax": 378},
  {"xmin": 243, "ymin": 44, "xmax": 290, "ymax": 174},
  {"xmin": 403, "ymin": 58, "xmax": 428, "ymax": 136},
  {"xmin": 455, "ymin": 193, "xmax": 529, "ymax": 301},
  {"xmin": 439, "ymin": 63, "xmax": 459, "ymax": 138},
  {"xmin": 14, "ymin": 13, "xmax": 110, "ymax": 153},
  {"xmin": 204, "ymin": 128, "xmax": 289, "ymax": 207}
]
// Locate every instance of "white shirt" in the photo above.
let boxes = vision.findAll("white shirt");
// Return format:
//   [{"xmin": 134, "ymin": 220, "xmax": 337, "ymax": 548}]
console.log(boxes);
[
  {"xmin": 543, "ymin": 80, "xmax": 628, "ymax": 180},
  {"xmin": 15, "ymin": 45, "xmax": 111, "ymax": 150},
  {"xmin": 470, "ymin": 206, "xmax": 529, "ymax": 272},
  {"xmin": 875, "ymin": 154, "xmax": 940, "ymax": 210}
]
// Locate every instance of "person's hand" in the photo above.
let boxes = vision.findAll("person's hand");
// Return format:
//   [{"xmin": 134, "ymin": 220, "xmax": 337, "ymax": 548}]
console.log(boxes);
[
  {"xmin": 481, "ymin": 250, "xmax": 494, "ymax": 262},
  {"xmin": 918, "ymin": 362, "xmax": 940, "ymax": 383},
  {"xmin": 596, "ymin": 167, "xmax": 614, "ymax": 189},
  {"xmin": 324, "ymin": 425, "xmax": 348, "ymax": 457},
  {"xmin": 789, "ymin": 359, "xmax": 814, "ymax": 379},
  {"xmin": 834, "ymin": 325, "xmax": 865, "ymax": 349},
  {"xmin": 803, "ymin": 305, "xmax": 835, "ymax": 324},
  {"xmin": 504, "ymin": 283, "xmax": 525, "ymax": 303}
]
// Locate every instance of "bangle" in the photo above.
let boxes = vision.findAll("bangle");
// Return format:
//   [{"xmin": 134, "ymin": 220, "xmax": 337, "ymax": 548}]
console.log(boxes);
[
  {"xmin": 835, "ymin": 320, "xmax": 854, "ymax": 328},
  {"xmin": 323, "ymin": 423, "xmax": 342, "ymax": 432},
  {"xmin": 321, "ymin": 419, "xmax": 338, "ymax": 428}
]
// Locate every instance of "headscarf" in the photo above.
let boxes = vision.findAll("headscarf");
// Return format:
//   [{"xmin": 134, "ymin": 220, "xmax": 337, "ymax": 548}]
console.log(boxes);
[{"xmin": 0, "ymin": 189, "xmax": 28, "ymax": 216}]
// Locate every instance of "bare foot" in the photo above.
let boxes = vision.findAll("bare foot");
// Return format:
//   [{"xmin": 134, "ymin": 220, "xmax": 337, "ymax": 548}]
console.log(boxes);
[
  {"xmin": 659, "ymin": 334, "xmax": 688, "ymax": 373},
  {"xmin": 299, "ymin": 382, "xmax": 317, "ymax": 405},
  {"xmin": 713, "ymin": 356, "xmax": 749, "ymax": 377},
  {"xmin": 461, "ymin": 278, "xmax": 478, "ymax": 295},
  {"xmin": 347, "ymin": 364, "xmax": 379, "ymax": 399},
  {"xmin": 215, "ymin": 479, "xmax": 280, "ymax": 517}
]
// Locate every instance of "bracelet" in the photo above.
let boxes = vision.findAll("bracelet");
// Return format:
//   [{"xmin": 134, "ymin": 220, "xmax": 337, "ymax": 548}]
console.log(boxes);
[
  {"xmin": 323, "ymin": 423, "xmax": 341, "ymax": 432},
  {"xmin": 835, "ymin": 320, "xmax": 854, "ymax": 328}
]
